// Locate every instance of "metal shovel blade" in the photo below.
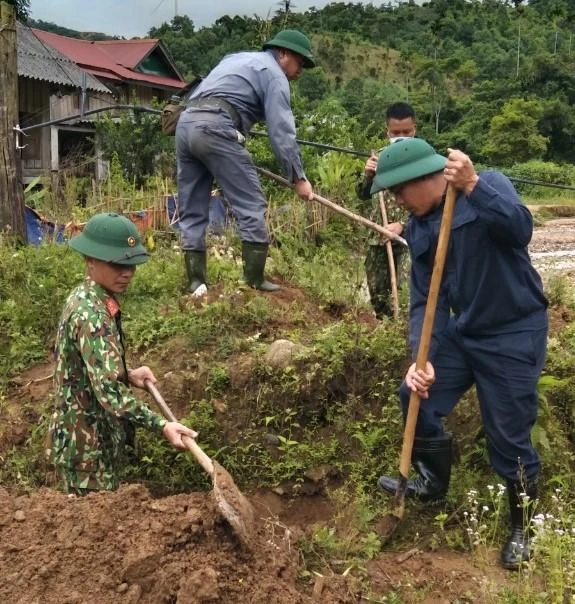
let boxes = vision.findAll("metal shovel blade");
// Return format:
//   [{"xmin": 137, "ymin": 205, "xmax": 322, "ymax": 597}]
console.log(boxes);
[
  {"xmin": 375, "ymin": 474, "xmax": 407, "ymax": 543},
  {"xmin": 145, "ymin": 381, "xmax": 256, "ymax": 549},
  {"xmin": 211, "ymin": 461, "xmax": 255, "ymax": 548}
]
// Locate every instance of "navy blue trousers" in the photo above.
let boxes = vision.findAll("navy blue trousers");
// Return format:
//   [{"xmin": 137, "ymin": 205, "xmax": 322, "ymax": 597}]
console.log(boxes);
[
  {"xmin": 400, "ymin": 319, "xmax": 548, "ymax": 482},
  {"xmin": 175, "ymin": 109, "xmax": 268, "ymax": 251}
]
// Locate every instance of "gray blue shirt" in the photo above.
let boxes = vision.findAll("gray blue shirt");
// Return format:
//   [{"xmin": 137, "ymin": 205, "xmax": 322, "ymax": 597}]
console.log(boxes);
[{"xmin": 189, "ymin": 50, "xmax": 305, "ymax": 182}]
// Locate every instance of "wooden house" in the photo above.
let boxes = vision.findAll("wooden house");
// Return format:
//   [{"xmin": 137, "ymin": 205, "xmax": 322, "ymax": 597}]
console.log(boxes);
[
  {"xmin": 17, "ymin": 24, "xmax": 186, "ymax": 183},
  {"xmin": 17, "ymin": 23, "xmax": 114, "ymax": 183}
]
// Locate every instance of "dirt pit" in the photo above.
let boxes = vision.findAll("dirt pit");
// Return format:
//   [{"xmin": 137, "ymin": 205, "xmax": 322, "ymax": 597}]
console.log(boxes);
[{"xmin": 0, "ymin": 483, "xmax": 340, "ymax": 604}]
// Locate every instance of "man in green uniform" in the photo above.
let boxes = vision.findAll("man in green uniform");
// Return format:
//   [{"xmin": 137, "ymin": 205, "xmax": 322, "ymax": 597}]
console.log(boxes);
[
  {"xmin": 48, "ymin": 213, "xmax": 197, "ymax": 494},
  {"xmin": 356, "ymin": 102, "xmax": 416, "ymax": 318}
]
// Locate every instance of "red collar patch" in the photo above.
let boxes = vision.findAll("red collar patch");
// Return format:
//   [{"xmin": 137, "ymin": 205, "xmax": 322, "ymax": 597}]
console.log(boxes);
[{"xmin": 105, "ymin": 297, "xmax": 120, "ymax": 317}]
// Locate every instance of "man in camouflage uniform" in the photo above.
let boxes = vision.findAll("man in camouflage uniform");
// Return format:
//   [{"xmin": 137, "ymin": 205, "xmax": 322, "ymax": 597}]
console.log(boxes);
[
  {"xmin": 48, "ymin": 212, "xmax": 197, "ymax": 494},
  {"xmin": 356, "ymin": 102, "xmax": 416, "ymax": 318}
]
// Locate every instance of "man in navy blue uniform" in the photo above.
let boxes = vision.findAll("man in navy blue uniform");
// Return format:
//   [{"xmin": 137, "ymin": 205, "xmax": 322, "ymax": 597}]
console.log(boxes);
[{"xmin": 370, "ymin": 138, "xmax": 548, "ymax": 570}]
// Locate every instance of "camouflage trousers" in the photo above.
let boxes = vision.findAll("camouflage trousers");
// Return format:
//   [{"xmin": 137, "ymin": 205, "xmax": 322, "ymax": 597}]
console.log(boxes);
[
  {"xmin": 365, "ymin": 243, "xmax": 408, "ymax": 319},
  {"xmin": 53, "ymin": 456, "xmax": 121, "ymax": 494},
  {"xmin": 48, "ymin": 414, "xmax": 128, "ymax": 494}
]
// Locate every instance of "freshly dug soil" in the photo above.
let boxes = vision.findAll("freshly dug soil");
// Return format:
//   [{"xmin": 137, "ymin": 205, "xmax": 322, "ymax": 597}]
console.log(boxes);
[{"xmin": 0, "ymin": 484, "xmax": 348, "ymax": 604}]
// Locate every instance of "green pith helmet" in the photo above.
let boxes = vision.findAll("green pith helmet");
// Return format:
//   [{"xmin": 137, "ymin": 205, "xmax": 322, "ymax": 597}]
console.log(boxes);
[
  {"xmin": 69, "ymin": 213, "xmax": 150, "ymax": 265},
  {"xmin": 370, "ymin": 138, "xmax": 447, "ymax": 195},
  {"xmin": 262, "ymin": 29, "xmax": 315, "ymax": 68}
]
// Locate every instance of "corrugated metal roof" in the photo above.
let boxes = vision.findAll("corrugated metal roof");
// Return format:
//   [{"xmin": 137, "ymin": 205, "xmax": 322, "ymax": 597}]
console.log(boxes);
[
  {"xmin": 95, "ymin": 39, "xmax": 158, "ymax": 70},
  {"xmin": 17, "ymin": 23, "xmax": 112, "ymax": 94},
  {"xmin": 33, "ymin": 29, "xmax": 186, "ymax": 90}
]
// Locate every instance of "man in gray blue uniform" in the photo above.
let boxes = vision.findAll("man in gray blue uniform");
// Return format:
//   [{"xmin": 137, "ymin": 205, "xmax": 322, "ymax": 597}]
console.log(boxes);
[
  {"xmin": 370, "ymin": 138, "xmax": 548, "ymax": 570},
  {"xmin": 176, "ymin": 30, "xmax": 315, "ymax": 294}
]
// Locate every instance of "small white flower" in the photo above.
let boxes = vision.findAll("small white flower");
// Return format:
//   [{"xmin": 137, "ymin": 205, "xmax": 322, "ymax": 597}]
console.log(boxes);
[
  {"xmin": 487, "ymin": 484, "xmax": 494, "ymax": 491},
  {"xmin": 482, "ymin": 505, "xmax": 489, "ymax": 512}
]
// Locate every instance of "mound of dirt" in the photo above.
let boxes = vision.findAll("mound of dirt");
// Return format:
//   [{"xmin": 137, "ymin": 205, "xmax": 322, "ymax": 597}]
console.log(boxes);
[{"xmin": 0, "ymin": 483, "xmax": 350, "ymax": 604}]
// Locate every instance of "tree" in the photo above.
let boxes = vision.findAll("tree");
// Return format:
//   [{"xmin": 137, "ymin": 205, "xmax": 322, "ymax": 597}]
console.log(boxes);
[
  {"xmin": 0, "ymin": 1, "xmax": 26, "ymax": 241},
  {"xmin": 415, "ymin": 58, "xmax": 449, "ymax": 135},
  {"xmin": 295, "ymin": 68, "xmax": 330, "ymax": 104},
  {"xmin": 96, "ymin": 111, "xmax": 176, "ymax": 187},
  {"xmin": 481, "ymin": 98, "xmax": 548, "ymax": 166}
]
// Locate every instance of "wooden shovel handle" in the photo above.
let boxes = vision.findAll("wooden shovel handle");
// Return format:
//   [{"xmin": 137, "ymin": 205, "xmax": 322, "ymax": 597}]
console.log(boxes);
[
  {"xmin": 145, "ymin": 380, "xmax": 214, "ymax": 476},
  {"xmin": 256, "ymin": 167, "xmax": 408, "ymax": 247},
  {"xmin": 378, "ymin": 192, "xmax": 400, "ymax": 319},
  {"xmin": 399, "ymin": 184, "xmax": 457, "ymax": 478}
]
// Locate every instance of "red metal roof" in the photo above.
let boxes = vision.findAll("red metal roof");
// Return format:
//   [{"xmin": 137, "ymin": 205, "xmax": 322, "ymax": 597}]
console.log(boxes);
[
  {"xmin": 32, "ymin": 29, "xmax": 186, "ymax": 90},
  {"xmin": 94, "ymin": 39, "xmax": 158, "ymax": 69}
]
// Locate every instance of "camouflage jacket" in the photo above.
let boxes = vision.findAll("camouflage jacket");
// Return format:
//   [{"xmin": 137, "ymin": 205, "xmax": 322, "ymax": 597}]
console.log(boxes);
[
  {"xmin": 48, "ymin": 277, "xmax": 166, "ymax": 491},
  {"xmin": 356, "ymin": 173, "xmax": 408, "ymax": 246}
]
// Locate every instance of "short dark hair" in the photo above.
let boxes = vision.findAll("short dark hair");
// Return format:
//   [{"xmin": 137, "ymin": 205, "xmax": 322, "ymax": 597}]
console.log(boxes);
[{"xmin": 386, "ymin": 102, "xmax": 416, "ymax": 122}]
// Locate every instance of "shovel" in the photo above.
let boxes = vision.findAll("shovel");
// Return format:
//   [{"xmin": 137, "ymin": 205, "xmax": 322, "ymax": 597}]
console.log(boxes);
[
  {"xmin": 378, "ymin": 191, "xmax": 400, "ymax": 319},
  {"xmin": 377, "ymin": 183, "xmax": 457, "ymax": 542},
  {"xmin": 256, "ymin": 166, "xmax": 408, "ymax": 247},
  {"xmin": 145, "ymin": 381, "xmax": 255, "ymax": 548}
]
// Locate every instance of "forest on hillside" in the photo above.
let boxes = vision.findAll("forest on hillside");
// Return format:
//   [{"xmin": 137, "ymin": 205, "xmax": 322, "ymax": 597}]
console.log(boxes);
[
  {"xmin": 144, "ymin": 0, "xmax": 575, "ymax": 169},
  {"xmin": 29, "ymin": 0, "xmax": 575, "ymax": 180}
]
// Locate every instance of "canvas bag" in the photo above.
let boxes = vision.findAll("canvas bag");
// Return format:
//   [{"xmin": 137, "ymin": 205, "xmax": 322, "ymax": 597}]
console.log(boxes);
[{"xmin": 162, "ymin": 76, "xmax": 203, "ymax": 136}]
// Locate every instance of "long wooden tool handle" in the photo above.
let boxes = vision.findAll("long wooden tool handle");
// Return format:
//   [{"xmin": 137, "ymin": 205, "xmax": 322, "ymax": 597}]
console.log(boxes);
[
  {"xmin": 257, "ymin": 167, "xmax": 408, "ymax": 247},
  {"xmin": 378, "ymin": 192, "xmax": 400, "ymax": 319},
  {"xmin": 399, "ymin": 184, "xmax": 457, "ymax": 479},
  {"xmin": 145, "ymin": 381, "xmax": 214, "ymax": 476}
]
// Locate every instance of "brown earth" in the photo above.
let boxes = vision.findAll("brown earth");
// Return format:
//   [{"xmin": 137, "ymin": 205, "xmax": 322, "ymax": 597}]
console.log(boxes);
[
  {"xmin": 0, "ymin": 478, "xmax": 513, "ymax": 604},
  {"xmin": 0, "ymin": 484, "xmax": 329, "ymax": 604}
]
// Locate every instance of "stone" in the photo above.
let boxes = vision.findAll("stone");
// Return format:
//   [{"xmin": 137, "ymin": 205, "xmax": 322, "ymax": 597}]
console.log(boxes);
[{"xmin": 264, "ymin": 339, "xmax": 306, "ymax": 369}]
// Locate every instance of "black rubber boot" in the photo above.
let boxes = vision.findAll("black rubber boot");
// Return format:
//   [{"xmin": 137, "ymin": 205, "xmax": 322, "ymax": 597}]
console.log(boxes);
[
  {"xmin": 184, "ymin": 250, "xmax": 207, "ymax": 294},
  {"xmin": 501, "ymin": 479, "xmax": 538, "ymax": 570},
  {"xmin": 378, "ymin": 434, "xmax": 453, "ymax": 502},
  {"xmin": 242, "ymin": 242, "xmax": 280, "ymax": 292}
]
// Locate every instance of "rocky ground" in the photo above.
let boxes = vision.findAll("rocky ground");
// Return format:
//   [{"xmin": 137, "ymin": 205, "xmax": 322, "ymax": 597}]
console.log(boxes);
[{"xmin": 530, "ymin": 217, "xmax": 575, "ymax": 275}]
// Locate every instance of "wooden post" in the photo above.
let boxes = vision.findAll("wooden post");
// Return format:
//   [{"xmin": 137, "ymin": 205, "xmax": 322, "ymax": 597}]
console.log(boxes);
[{"xmin": 0, "ymin": 1, "xmax": 26, "ymax": 241}]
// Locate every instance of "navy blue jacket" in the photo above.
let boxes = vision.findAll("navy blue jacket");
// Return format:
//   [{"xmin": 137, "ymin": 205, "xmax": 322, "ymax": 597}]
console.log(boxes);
[{"xmin": 406, "ymin": 171, "xmax": 548, "ymax": 360}]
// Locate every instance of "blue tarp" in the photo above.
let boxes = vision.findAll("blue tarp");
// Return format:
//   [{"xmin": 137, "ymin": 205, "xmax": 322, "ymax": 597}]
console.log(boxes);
[
  {"xmin": 166, "ymin": 194, "xmax": 235, "ymax": 235},
  {"xmin": 25, "ymin": 206, "xmax": 65, "ymax": 245}
]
